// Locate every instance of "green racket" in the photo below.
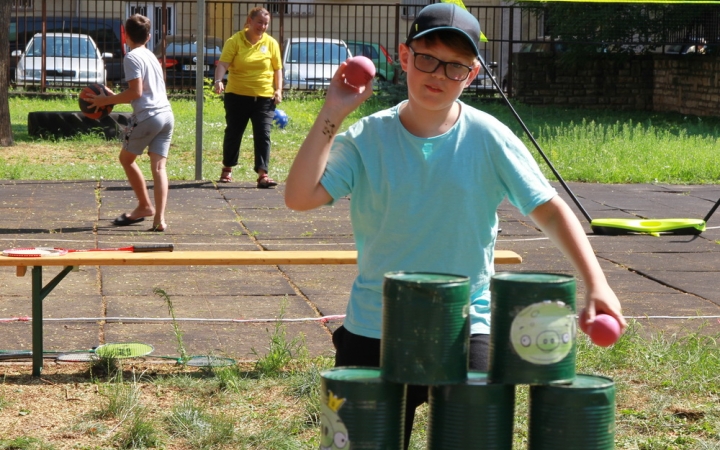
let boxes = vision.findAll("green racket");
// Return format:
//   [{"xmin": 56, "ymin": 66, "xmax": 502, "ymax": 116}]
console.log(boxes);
[
  {"xmin": 591, "ymin": 218, "xmax": 706, "ymax": 236},
  {"xmin": 95, "ymin": 342, "xmax": 154, "ymax": 359}
]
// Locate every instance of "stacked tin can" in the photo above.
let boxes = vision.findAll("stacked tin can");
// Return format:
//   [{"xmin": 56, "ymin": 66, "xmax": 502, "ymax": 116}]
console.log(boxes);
[
  {"xmin": 319, "ymin": 271, "xmax": 616, "ymax": 449},
  {"xmin": 490, "ymin": 272, "xmax": 616, "ymax": 450}
]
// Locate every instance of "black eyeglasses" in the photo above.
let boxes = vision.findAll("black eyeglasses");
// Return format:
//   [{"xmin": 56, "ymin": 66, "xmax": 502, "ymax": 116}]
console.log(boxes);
[{"xmin": 407, "ymin": 46, "xmax": 473, "ymax": 81}]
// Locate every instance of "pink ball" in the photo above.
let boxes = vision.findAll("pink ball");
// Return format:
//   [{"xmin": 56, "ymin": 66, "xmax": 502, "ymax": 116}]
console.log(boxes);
[
  {"xmin": 344, "ymin": 56, "xmax": 376, "ymax": 88},
  {"xmin": 589, "ymin": 314, "xmax": 621, "ymax": 347}
]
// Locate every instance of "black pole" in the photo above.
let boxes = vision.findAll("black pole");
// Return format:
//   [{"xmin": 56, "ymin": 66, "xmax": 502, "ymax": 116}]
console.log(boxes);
[
  {"xmin": 476, "ymin": 58, "xmax": 594, "ymax": 225},
  {"xmin": 703, "ymin": 196, "xmax": 720, "ymax": 223}
]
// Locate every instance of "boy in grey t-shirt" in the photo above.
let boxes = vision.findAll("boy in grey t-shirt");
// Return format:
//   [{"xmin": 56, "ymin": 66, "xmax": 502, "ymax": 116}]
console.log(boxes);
[{"xmin": 87, "ymin": 14, "xmax": 174, "ymax": 232}]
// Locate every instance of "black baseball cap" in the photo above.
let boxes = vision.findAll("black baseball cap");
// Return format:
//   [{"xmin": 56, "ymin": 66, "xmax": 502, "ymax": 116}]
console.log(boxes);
[{"xmin": 405, "ymin": 3, "xmax": 481, "ymax": 57}]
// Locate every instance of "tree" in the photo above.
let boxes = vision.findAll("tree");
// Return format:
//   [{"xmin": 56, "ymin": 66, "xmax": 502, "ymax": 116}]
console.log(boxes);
[
  {"xmin": 517, "ymin": 1, "xmax": 720, "ymax": 62},
  {"xmin": 0, "ymin": 0, "xmax": 13, "ymax": 146}
]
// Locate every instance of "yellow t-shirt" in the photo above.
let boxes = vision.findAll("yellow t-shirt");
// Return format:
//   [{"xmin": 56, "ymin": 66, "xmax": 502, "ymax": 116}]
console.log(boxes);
[{"xmin": 219, "ymin": 30, "xmax": 282, "ymax": 98}]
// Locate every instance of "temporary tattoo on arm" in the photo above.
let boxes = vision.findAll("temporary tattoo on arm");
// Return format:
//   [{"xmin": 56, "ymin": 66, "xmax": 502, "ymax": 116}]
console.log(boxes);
[{"xmin": 321, "ymin": 119, "xmax": 337, "ymax": 142}]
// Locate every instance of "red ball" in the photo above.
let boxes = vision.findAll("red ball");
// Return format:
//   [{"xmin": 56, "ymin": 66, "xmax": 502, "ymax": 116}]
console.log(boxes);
[
  {"xmin": 589, "ymin": 314, "xmax": 621, "ymax": 347},
  {"xmin": 344, "ymin": 56, "xmax": 376, "ymax": 88},
  {"xmin": 79, "ymin": 84, "xmax": 113, "ymax": 120}
]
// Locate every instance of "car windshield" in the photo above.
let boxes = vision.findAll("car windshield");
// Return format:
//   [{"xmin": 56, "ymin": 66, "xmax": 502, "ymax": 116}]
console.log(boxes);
[
  {"xmin": 348, "ymin": 43, "xmax": 378, "ymax": 59},
  {"xmin": 165, "ymin": 42, "xmax": 222, "ymax": 54},
  {"xmin": 287, "ymin": 42, "xmax": 348, "ymax": 64},
  {"xmin": 28, "ymin": 36, "xmax": 97, "ymax": 58}
]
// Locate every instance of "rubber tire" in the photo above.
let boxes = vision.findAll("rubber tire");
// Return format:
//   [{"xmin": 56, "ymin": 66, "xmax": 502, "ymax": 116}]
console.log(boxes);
[{"xmin": 27, "ymin": 111, "xmax": 132, "ymax": 140}]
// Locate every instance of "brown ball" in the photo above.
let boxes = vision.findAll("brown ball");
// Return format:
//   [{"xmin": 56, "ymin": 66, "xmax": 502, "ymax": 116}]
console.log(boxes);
[{"xmin": 79, "ymin": 84, "xmax": 113, "ymax": 120}]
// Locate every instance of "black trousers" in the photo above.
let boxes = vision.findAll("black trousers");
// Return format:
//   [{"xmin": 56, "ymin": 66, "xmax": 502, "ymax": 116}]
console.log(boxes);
[
  {"xmin": 222, "ymin": 93, "xmax": 275, "ymax": 173},
  {"xmin": 332, "ymin": 325, "xmax": 490, "ymax": 449}
]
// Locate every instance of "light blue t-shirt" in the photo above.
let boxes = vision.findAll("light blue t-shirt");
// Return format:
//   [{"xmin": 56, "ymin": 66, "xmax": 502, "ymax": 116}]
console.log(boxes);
[
  {"xmin": 123, "ymin": 46, "xmax": 172, "ymax": 122},
  {"xmin": 321, "ymin": 100, "xmax": 557, "ymax": 339}
]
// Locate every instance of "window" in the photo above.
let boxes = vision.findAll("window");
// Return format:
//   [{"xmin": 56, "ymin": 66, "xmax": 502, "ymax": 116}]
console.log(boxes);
[
  {"xmin": 268, "ymin": 0, "xmax": 286, "ymax": 15},
  {"xmin": 401, "ymin": 0, "xmax": 429, "ymax": 20},
  {"xmin": 268, "ymin": 0, "xmax": 314, "ymax": 17},
  {"xmin": 12, "ymin": 0, "xmax": 33, "ymax": 9}
]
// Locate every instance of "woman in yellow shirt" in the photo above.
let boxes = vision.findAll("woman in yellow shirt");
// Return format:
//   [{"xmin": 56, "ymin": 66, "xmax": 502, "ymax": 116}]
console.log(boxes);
[{"xmin": 214, "ymin": 7, "xmax": 283, "ymax": 188}]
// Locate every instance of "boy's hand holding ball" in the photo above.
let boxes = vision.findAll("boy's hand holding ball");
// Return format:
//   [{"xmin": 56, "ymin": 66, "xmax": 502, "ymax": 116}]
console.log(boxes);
[
  {"xmin": 343, "ymin": 56, "xmax": 376, "ymax": 90},
  {"xmin": 579, "ymin": 308, "xmax": 622, "ymax": 347}
]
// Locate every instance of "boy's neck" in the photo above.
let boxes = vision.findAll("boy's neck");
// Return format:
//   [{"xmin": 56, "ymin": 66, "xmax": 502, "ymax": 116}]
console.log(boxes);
[
  {"xmin": 127, "ymin": 37, "xmax": 148, "ymax": 51},
  {"xmin": 400, "ymin": 101, "xmax": 461, "ymax": 138}
]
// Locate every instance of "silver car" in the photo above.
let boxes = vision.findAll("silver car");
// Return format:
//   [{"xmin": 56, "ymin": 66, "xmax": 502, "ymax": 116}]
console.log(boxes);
[
  {"xmin": 13, "ymin": 32, "xmax": 111, "ymax": 87},
  {"xmin": 470, "ymin": 56, "xmax": 499, "ymax": 92},
  {"xmin": 283, "ymin": 37, "xmax": 351, "ymax": 90}
]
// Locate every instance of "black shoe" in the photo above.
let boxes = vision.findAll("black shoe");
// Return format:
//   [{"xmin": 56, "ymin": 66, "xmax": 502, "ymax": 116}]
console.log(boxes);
[{"xmin": 113, "ymin": 213, "xmax": 145, "ymax": 226}]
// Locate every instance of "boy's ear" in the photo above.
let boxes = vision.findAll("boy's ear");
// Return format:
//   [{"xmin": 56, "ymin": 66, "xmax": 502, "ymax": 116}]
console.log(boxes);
[
  {"xmin": 464, "ymin": 63, "xmax": 482, "ymax": 88},
  {"xmin": 398, "ymin": 43, "xmax": 411, "ymax": 72}
]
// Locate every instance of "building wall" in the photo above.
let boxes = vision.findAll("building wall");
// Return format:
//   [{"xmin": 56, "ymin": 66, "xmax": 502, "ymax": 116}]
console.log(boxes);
[
  {"xmin": 512, "ymin": 53, "xmax": 720, "ymax": 117},
  {"xmin": 652, "ymin": 56, "xmax": 720, "ymax": 116}
]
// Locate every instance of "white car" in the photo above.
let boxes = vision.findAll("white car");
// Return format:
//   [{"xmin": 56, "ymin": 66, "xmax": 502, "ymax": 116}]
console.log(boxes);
[
  {"xmin": 13, "ymin": 33, "xmax": 112, "ymax": 87},
  {"xmin": 283, "ymin": 37, "xmax": 351, "ymax": 90}
]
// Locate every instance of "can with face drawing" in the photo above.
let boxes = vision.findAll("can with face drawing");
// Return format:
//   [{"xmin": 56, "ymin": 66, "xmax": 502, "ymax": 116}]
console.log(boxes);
[{"xmin": 488, "ymin": 272, "xmax": 577, "ymax": 385}]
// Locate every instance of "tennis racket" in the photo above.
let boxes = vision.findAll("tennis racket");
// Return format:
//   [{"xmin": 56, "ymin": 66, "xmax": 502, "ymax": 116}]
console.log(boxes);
[
  {"xmin": 2, "ymin": 244, "xmax": 174, "ymax": 257},
  {"xmin": 57, "ymin": 352, "xmax": 99, "ymax": 362},
  {"xmin": 183, "ymin": 355, "xmax": 236, "ymax": 368},
  {"xmin": 94, "ymin": 342, "xmax": 154, "ymax": 359}
]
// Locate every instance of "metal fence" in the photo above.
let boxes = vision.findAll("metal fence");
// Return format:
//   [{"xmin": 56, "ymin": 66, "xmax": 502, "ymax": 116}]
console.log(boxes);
[{"xmin": 9, "ymin": 0, "xmax": 719, "ymax": 94}]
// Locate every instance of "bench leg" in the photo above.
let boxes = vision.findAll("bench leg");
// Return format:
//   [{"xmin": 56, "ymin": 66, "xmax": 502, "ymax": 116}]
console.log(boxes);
[
  {"xmin": 32, "ymin": 266, "xmax": 43, "ymax": 376},
  {"xmin": 31, "ymin": 265, "xmax": 75, "ymax": 376}
]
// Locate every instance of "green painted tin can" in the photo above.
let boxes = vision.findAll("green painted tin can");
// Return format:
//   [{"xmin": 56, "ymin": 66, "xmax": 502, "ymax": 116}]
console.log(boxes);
[
  {"xmin": 427, "ymin": 371, "xmax": 516, "ymax": 449},
  {"xmin": 529, "ymin": 374, "xmax": 616, "ymax": 450},
  {"xmin": 488, "ymin": 272, "xmax": 577, "ymax": 385},
  {"xmin": 381, "ymin": 272, "xmax": 470, "ymax": 385},
  {"xmin": 320, "ymin": 367, "xmax": 406, "ymax": 450}
]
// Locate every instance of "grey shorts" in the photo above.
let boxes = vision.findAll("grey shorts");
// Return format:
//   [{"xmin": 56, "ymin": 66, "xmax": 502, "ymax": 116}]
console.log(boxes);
[{"xmin": 123, "ymin": 110, "xmax": 174, "ymax": 157}]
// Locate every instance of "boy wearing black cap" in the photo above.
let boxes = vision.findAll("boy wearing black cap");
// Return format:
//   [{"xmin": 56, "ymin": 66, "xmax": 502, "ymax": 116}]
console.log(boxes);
[{"xmin": 286, "ymin": 3, "xmax": 625, "ymax": 445}]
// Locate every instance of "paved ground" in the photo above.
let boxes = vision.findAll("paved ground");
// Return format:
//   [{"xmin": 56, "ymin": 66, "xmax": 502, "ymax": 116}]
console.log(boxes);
[{"xmin": 1, "ymin": 180, "xmax": 719, "ymax": 368}]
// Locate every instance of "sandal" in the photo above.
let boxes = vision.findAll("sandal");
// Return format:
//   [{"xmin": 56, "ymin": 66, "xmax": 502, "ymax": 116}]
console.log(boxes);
[
  {"xmin": 113, "ymin": 213, "xmax": 145, "ymax": 226},
  {"xmin": 219, "ymin": 167, "xmax": 233, "ymax": 183},
  {"xmin": 257, "ymin": 174, "xmax": 278, "ymax": 189},
  {"xmin": 148, "ymin": 223, "xmax": 167, "ymax": 232}
]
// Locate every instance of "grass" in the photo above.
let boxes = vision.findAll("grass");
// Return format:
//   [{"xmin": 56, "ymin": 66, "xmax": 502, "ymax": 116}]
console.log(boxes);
[
  {"xmin": 1, "ymin": 320, "xmax": 719, "ymax": 449},
  {"xmin": 5, "ymin": 91, "xmax": 720, "ymax": 184}
]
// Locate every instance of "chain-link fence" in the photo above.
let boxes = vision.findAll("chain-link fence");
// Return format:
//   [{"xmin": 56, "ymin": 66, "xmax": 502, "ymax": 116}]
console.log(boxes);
[{"xmin": 9, "ymin": 0, "xmax": 719, "ymax": 96}]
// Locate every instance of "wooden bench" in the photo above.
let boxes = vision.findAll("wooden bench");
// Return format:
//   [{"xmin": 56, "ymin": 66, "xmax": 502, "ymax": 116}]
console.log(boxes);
[{"xmin": 0, "ymin": 250, "xmax": 522, "ymax": 375}]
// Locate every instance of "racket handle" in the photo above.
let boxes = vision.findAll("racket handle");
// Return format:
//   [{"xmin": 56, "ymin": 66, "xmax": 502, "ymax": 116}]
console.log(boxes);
[{"xmin": 132, "ymin": 244, "xmax": 174, "ymax": 252}]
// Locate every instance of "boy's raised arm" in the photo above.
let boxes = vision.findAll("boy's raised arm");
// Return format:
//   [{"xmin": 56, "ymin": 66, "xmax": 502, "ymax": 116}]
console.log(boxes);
[
  {"xmin": 529, "ymin": 196, "xmax": 627, "ymax": 333},
  {"xmin": 284, "ymin": 62, "xmax": 373, "ymax": 211}
]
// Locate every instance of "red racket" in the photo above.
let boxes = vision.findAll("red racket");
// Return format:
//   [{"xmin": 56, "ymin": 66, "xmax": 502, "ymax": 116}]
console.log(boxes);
[{"xmin": 2, "ymin": 244, "xmax": 174, "ymax": 257}]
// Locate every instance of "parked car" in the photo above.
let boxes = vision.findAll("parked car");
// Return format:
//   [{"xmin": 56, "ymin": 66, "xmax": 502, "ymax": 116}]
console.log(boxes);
[
  {"xmin": 662, "ymin": 37, "xmax": 707, "ymax": 55},
  {"xmin": 10, "ymin": 17, "xmax": 126, "ymax": 84},
  {"xmin": 345, "ymin": 40, "xmax": 395, "ymax": 82},
  {"xmin": 283, "ymin": 37, "xmax": 351, "ymax": 90},
  {"xmin": 13, "ymin": 33, "xmax": 111, "ymax": 87},
  {"xmin": 470, "ymin": 56, "xmax": 499, "ymax": 92},
  {"xmin": 154, "ymin": 35, "xmax": 224, "ymax": 88}
]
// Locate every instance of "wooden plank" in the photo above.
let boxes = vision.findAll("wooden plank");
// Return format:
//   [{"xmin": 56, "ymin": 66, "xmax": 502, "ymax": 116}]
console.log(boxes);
[
  {"xmin": 0, "ymin": 250, "xmax": 521, "ymax": 267},
  {"xmin": 495, "ymin": 250, "xmax": 522, "ymax": 264}
]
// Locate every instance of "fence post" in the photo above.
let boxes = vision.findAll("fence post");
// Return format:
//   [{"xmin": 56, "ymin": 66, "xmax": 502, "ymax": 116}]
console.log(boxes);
[{"xmin": 394, "ymin": 3, "xmax": 400, "ymax": 84}]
